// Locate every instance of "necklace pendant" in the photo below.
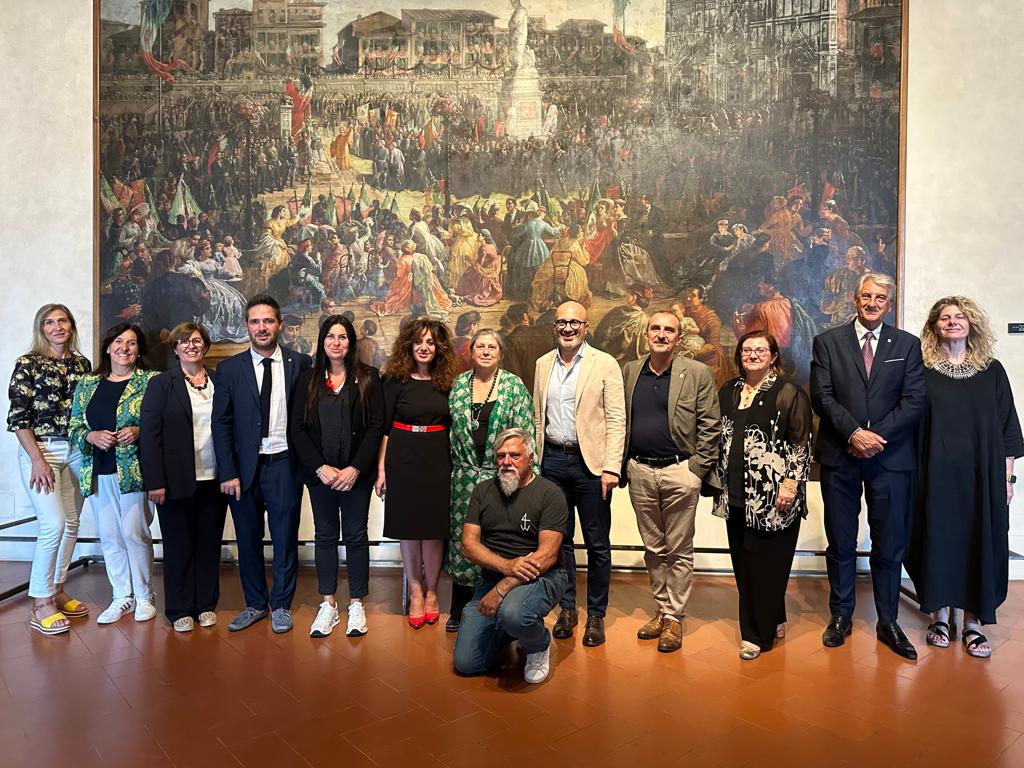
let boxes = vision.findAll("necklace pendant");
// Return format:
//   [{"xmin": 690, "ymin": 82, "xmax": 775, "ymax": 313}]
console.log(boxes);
[{"xmin": 471, "ymin": 419, "xmax": 479, "ymax": 430}]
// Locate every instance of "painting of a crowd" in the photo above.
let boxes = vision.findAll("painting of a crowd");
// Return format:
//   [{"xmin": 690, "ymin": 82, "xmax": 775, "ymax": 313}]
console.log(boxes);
[{"xmin": 98, "ymin": 0, "xmax": 902, "ymax": 388}]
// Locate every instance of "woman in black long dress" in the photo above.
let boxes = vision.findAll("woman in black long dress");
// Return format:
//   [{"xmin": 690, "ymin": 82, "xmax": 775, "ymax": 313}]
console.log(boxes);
[
  {"xmin": 375, "ymin": 317, "xmax": 456, "ymax": 628},
  {"xmin": 713, "ymin": 331, "xmax": 813, "ymax": 660},
  {"xmin": 907, "ymin": 296, "xmax": 1023, "ymax": 658}
]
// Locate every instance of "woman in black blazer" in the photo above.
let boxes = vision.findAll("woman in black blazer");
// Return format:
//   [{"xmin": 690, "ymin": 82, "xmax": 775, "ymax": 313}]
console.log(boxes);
[
  {"xmin": 139, "ymin": 323, "xmax": 228, "ymax": 632},
  {"xmin": 289, "ymin": 314, "xmax": 385, "ymax": 638}
]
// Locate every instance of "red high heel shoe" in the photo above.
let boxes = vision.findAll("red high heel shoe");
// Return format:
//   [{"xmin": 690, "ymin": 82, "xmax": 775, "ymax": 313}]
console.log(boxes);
[
  {"xmin": 408, "ymin": 614, "xmax": 426, "ymax": 629},
  {"xmin": 424, "ymin": 609, "xmax": 440, "ymax": 625}
]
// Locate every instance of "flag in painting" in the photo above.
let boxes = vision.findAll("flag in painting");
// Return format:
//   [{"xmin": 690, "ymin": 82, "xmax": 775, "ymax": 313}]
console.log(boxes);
[
  {"xmin": 139, "ymin": 0, "xmax": 189, "ymax": 83},
  {"xmin": 99, "ymin": 176, "xmax": 122, "ymax": 213},
  {"xmin": 168, "ymin": 175, "xmax": 202, "ymax": 222},
  {"xmin": 325, "ymin": 189, "xmax": 338, "ymax": 227}
]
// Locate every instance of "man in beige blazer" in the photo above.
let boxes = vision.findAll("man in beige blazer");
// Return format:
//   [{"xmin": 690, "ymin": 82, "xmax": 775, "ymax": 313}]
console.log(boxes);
[
  {"xmin": 534, "ymin": 301, "xmax": 626, "ymax": 646},
  {"xmin": 622, "ymin": 310, "xmax": 721, "ymax": 652}
]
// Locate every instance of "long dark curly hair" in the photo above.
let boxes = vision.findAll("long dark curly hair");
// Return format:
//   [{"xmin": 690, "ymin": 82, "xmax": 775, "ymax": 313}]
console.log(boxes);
[
  {"xmin": 382, "ymin": 316, "xmax": 456, "ymax": 392},
  {"xmin": 305, "ymin": 315, "xmax": 372, "ymax": 421}
]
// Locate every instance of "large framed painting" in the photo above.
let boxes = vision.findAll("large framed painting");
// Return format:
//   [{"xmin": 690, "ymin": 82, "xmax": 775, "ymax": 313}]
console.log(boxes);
[{"xmin": 96, "ymin": 0, "xmax": 905, "ymax": 389}]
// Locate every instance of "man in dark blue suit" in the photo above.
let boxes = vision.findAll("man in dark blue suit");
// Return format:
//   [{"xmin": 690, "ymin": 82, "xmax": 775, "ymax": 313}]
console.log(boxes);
[
  {"xmin": 810, "ymin": 272, "xmax": 925, "ymax": 659},
  {"xmin": 213, "ymin": 295, "xmax": 311, "ymax": 633}
]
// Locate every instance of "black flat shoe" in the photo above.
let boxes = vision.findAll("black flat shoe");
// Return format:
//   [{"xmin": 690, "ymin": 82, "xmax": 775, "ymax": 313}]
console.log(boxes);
[
  {"xmin": 822, "ymin": 615, "xmax": 852, "ymax": 647},
  {"xmin": 582, "ymin": 616, "xmax": 605, "ymax": 647},
  {"xmin": 445, "ymin": 614, "xmax": 461, "ymax": 633},
  {"xmin": 876, "ymin": 621, "xmax": 918, "ymax": 660}
]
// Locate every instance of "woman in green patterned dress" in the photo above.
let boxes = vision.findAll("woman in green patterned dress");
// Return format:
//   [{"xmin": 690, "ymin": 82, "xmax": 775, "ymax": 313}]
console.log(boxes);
[{"xmin": 445, "ymin": 328, "xmax": 535, "ymax": 631}]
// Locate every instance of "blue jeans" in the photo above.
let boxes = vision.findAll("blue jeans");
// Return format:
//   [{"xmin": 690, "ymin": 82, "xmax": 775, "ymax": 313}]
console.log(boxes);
[{"xmin": 453, "ymin": 569, "xmax": 568, "ymax": 675}]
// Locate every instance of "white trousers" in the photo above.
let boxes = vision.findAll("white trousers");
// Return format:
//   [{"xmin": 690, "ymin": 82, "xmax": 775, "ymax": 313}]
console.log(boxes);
[
  {"xmin": 20, "ymin": 440, "xmax": 84, "ymax": 599},
  {"xmin": 91, "ymin": 474, "xmax": 154, "ymax": 601}
]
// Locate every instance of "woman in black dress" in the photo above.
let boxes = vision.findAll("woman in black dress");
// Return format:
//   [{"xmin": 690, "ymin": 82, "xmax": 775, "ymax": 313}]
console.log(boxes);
[
  {"xmin": 907, "ymin": 296, "xmax": 1023, "ymax": 658},
  {"xmin": 290, "ymin": 315, "xmax": 385, "ymax": 639},
  {"xmin": 713, "ymin": 331, "xmax": 812, "ymax": 660},
  {"xmin": 375, "ymin": 317, "xmax": 456, "ymax": 628}
]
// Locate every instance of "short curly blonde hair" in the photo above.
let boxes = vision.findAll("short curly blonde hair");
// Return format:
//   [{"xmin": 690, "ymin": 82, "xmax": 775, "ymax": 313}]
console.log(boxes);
[{"xmin": 920, "ymin": 296, "xmax": 996, "ymax": 370}]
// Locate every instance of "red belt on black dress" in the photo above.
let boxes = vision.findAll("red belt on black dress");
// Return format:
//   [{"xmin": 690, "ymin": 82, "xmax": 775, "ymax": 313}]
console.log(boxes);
[{"xmin": 392, "ymin": 421, "xmax": 446, "ymax": 433}]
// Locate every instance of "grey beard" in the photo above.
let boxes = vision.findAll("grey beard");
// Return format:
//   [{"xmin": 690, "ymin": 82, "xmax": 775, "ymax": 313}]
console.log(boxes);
[{"xmin": 498, "ymin": 471, "xmax": 520, "ymax": 497}]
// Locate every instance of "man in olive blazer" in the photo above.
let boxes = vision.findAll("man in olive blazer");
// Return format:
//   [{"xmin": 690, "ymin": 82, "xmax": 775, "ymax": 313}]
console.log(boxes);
[
  {"xmin": 533, "ymin": 301, "xmax": 626, "ymax": 646},
  {"xmin": 621, "ymin": 310, "xmax": 721, "ymax": 652}
]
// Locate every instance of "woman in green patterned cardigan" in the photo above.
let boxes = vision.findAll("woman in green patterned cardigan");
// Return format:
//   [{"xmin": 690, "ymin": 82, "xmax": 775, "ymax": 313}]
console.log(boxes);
[
  {"xmin": 445, "ymin": 328, "xmax": 535, "ymax": 631},
  {"xmin": 69, "ymin": 323, "xmax": 158, "ymax": 625}
]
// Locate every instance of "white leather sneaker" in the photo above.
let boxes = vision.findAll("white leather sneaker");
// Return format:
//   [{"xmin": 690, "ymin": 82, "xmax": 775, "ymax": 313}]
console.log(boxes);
[
  {"xmin": 346, "ymin": 601, "xmax": 368, "ymax": 636},
  {"xmin": 309, "ymin": 602, "xmax": 340, "ymax": 638},
  {"xmin": 134, "ymin": 597, "xmax": 157, "ymax": 622},
  {"xmin": 97, "ymin": 597, "xmax": 136, "ymax": 625},
  {"xmin": 523, "ymin": 644, "xmax": 551, "ymax": 684}
]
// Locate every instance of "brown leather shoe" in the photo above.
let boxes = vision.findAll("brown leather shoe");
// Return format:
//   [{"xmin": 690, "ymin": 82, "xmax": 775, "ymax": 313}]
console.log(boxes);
[
  {"xmin": 657, "ymin": 619, "xmax": 683, "ymax": 653},
  {"xmin": 637, "ymin": 615, "xmax": 665, "ymax": 640},
  {"xmin": 552, "ymin": 608, "xmax": 578, "ymax": 639}
]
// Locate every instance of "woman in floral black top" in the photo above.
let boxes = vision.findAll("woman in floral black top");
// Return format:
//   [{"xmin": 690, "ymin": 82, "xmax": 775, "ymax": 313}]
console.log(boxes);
[
  {"xmin": 7, "ymin": 303, "xmax": 91, "ymax": 635},
  {"xmin": 712, "ymin": 331, "xmax": 812, "ymax": 661}
]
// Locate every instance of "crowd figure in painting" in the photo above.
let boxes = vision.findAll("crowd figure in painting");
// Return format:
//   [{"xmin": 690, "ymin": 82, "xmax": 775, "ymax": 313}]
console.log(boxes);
[{"xmin": 10, "ymin": 274, "xmax": 1021, "ymax": 683}]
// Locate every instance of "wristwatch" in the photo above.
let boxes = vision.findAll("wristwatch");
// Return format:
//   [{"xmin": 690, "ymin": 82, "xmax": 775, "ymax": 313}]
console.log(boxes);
[{"xmin": 1008, "ymin": 474, "xmax": 1018, "ymax": 484}]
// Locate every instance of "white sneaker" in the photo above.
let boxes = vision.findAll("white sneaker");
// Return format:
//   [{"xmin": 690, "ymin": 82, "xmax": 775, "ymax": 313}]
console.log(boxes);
[
  {"xmin": 309, "ymin": 602, "xmax": 340, "ymax": 638},
  {"xmin": 197, "ymin": 611, "xmax": 217, "ymax": 627},
  {"xmin": 524, "ymin": 644, "xmax": 551, "ymax": 684},
  {"xmin": 346, "ymin": 601, "xmax": 368, "ymax": 636},
  {"xmin": 134, "ymin": 597, "xmax": 157, "ymax": 622},
  {"xmin": 173, "ymin": 617, "xmax": 194, "ymax": 633},
  {"xmin": 97, "ymin": 597, "xmax": 135, "ymax": 625}
]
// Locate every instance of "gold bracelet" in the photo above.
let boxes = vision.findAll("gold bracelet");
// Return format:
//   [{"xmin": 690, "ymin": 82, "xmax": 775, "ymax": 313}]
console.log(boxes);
[{"xmin": 495, "ymin": 585, "xmax": 507, "ymax": 598}]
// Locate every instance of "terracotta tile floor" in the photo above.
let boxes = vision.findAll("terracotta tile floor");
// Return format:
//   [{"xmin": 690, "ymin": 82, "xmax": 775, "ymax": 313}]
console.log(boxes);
[{"xmin": 2, "ymin": 563, "xmax": 1023, "ymax": 767}]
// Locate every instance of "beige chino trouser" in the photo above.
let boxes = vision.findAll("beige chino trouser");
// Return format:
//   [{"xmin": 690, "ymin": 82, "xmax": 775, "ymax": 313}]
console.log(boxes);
[{"xmin": 627, "ymin": 458, "xmax": 702, "ymax": 622}]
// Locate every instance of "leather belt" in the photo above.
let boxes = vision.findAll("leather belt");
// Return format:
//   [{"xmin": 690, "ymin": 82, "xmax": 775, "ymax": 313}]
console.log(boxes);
[
  {"xmin": 392, "ymin": 421, "xmax": 446, "ymax": 433},
  {"xmin": 258, "ymin": 450, "xmax": 290, "ymax": 464},
  {"xmin": 545, "ymin": 441, "xmax": 580, "ymax": 453},
  {"xmin": 633, "ymin": 455, "xmax": 688, "ymax": 468}
]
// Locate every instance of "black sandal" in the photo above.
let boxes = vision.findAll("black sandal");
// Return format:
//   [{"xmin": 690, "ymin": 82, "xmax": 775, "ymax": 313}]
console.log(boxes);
[
  {"xmin": 962, "ymin": 629, "xmax": 992, "ymax": 659},
  {"xmin": 926, "ymin": 621, "xmax": 950, "ymax": 648}
]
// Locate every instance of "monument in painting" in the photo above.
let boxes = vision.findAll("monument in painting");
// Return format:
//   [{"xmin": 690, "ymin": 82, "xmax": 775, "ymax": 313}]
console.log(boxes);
[{"xmin": 501, "ymin": 0, "xmax": 543, "ymax": 139}]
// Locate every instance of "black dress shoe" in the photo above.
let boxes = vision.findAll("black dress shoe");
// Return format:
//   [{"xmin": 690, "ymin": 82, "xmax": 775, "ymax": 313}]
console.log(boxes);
[
  {"xmin": 876, "ymin": 621, "xmax": 918, "ymax": 660},
  {"xmin": 822, "ymin": 615, "xmax": 853, "ymax": 647},
  {"xmin": 552, "ymin": 608, "xmax": 578, "ymax": 639},
  {"xmin": 582, "ymin": 616, "xmax": 605, "ymax": 647}
]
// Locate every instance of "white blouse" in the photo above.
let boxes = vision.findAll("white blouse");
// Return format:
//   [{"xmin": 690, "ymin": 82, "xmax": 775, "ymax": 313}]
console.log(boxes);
[{"xmin": 188, "ymin": 379, "xmax": 217, "ymax": 481}]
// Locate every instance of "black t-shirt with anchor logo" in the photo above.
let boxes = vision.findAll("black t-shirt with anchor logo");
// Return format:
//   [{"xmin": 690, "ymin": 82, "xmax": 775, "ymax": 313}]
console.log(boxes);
[{"xmin": 466, "ymin": 475, "xmax": 568, "ymax": 581}]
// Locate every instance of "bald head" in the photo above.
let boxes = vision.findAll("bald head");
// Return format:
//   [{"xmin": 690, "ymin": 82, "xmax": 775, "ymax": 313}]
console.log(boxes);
[{"xmin": 556, "ymin": 301, "xmax": 587, "ymax": 323}]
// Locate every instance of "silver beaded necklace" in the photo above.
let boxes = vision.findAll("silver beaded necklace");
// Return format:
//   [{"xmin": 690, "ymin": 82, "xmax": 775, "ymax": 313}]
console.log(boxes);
[{"xmin": 933, "ymin": 358, "xmax": 978, "ymax": 379}]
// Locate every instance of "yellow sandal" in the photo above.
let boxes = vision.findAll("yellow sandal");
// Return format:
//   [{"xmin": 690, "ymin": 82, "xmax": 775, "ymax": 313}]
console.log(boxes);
[
  {"xmin": 30, "ymin": 611, "xmax": 70, "ymax": 636},
  {"xmin": 56, "ymin": 597, "xmax": 89, "ymax": 618}
]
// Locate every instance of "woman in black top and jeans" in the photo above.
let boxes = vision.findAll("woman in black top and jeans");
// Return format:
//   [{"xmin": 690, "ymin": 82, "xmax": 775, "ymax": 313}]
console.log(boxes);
[{"xmin": 289, "ymin": 315, "xmax": 385, "ymax": 638}]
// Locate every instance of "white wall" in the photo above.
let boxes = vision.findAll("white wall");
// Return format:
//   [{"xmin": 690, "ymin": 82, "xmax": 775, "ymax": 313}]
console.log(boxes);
[{"xmin": 1, "ymin": 0, "xmax": 1022, "ymax": 576}]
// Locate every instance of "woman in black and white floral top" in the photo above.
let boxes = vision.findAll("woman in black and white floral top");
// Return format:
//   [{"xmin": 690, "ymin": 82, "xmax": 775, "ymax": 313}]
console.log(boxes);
[
  {"xmin": 7, "ymin": 303, "xmax": 92, "ymax": 636},
  {"xmin": 713, "ymin": 330, "xmax": 812, "ymax": 660}
]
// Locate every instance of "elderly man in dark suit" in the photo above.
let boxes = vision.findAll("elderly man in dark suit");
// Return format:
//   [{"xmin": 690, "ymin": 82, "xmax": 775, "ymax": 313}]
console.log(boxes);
[
  {"xmin": 810, "ymin": 272, "xmax": 925, "ymax": 659},
  {"xmin": 213, "ymin": 295, "xmax": 311, "ymax": 633},
  {"xmin": 621, "ymin": 310, "xmax": 721, "ymax": 652}
]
